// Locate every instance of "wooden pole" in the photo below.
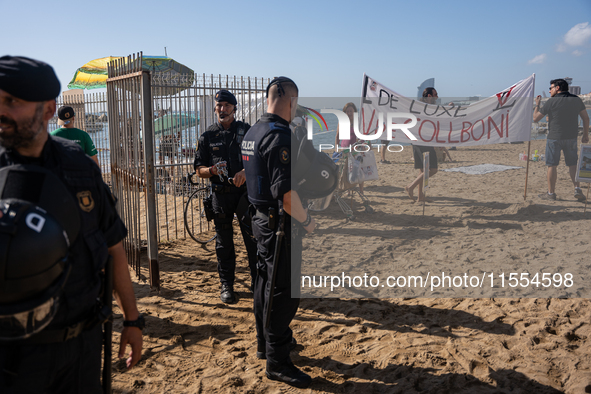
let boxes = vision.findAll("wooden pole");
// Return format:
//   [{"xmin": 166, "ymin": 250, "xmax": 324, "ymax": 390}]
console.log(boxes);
[
  {"xmin": 526, "ymin": 75, "xmax": 536, "ymax": 201},
  {"xmin": 524, "ymin": 141, "xmax": 531, "ymax": 200},
  {"xmin": 422, "ymin": 152, "xmax": 429, "ymax": 216}
]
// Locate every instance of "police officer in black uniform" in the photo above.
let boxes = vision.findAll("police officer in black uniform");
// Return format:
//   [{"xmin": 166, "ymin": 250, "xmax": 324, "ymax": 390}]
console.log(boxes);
[
  {"xmin": 241, "ymin": 77, "xmax": 315, "ymax": 388},
  {"xmin": 194, "ymin": 90, "xmax": 257, "ymax": 304},
  {"xmin": 0, "ymin": 56, "xmax": 143, "ymax": 393}
]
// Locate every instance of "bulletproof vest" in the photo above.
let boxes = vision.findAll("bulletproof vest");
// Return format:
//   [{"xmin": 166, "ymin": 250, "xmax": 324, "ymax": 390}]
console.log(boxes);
[
  {"xmin": 241, "ymin": 120, "xmax": 291, "ymax": 206},
  {"xmin": 208, "ymin": 121, "xmax": 248, "ymax": 186},
  {"xmin": 0, "ymin": 138, "xmax": 109, "ymax": 329}
]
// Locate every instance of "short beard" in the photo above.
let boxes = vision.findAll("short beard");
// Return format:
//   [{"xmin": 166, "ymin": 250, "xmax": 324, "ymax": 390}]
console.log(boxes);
[{"xmin": 0, "ymin": 103, "xmax": 45, "ymax": 150}]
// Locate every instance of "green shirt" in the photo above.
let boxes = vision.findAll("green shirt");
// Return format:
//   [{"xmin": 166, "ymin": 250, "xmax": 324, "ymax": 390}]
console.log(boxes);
[{"xmin": 50, "ymin": 127, "xmax": 98, "ymax": 157}]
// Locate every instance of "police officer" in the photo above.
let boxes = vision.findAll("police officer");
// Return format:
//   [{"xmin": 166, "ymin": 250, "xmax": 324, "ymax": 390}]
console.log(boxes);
[
  {"xmin": 0, "ymin": 56, "xmax": 142, "ymax": 393},
  {"xmin": 241, "ymin": 77, "xmax": 314, "ymax": 388},
  {"xmin": 194, "ymin": 90, "xmax": 257, "ymax": 303}
]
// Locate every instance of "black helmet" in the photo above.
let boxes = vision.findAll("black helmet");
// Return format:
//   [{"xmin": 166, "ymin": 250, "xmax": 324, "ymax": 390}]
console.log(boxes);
[
  {"xmin": 0, "ymin": 165, "xmax": 80, "ymax": 340},
  {"xmin": 0, "ymin": 200, "xmax": 72, "ymax": 340},
  {"xmin": 292, "ymin": 127, "xmax": 338, "ymax": 202}
]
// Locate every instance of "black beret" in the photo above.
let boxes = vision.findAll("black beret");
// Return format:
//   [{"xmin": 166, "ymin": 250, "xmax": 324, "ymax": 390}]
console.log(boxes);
[
  {"xmin": 0, "ymin": 56, "xmax": 61, "ymax": 102},
  {"xmin": 214, "ymin": 90, "xmax": 237, "ymax": 106}
]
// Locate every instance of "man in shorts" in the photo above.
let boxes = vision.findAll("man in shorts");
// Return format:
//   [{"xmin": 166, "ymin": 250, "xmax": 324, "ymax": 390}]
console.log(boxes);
[
  {"xmin": 534, "ymin": 79, "xmax": 589, "ymax": 201},
  {"xmin": 405, "ymin": 87, "xmax": 439, "ymax": 202}
]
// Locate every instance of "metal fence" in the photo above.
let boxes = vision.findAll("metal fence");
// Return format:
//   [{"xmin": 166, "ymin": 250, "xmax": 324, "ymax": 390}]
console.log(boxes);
[
  {"xmin": 52, "ymin": 53, "xmax": 269, "ymax": 286},
  {"xmin": 106, "ymin": 54, "xmax": 158, "ymax": 285},
  {"xmin": 151, "ymin": 73, "xmax": 269, "ymax": 243}
]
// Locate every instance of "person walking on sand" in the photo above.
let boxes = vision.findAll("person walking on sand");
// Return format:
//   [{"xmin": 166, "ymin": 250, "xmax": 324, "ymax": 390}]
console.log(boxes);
[
  {"xmin": 534, "ymin": 78, "xmax": 589, "ymax": 201},
  {"xmin": 405, "ymin": 87, "xmax": 440, "ymax": 202}
]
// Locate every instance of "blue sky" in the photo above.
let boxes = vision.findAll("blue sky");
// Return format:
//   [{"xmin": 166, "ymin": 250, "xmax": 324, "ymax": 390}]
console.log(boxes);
[{"xmin": 2, "ymin": 0, "xmax": 590, "ymax": 98}]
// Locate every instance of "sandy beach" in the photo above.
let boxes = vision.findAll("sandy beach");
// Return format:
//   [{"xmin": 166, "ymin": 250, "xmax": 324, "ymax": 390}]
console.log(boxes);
[{"xmin": 111, "ymin": 138, "xmax": 591, "ymax": 393}]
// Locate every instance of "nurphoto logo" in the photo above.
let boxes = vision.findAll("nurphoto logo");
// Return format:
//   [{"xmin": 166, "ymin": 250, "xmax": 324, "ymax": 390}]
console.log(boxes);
[{"xmin": 303, "ymin": 108, "xmax": 418, "ymax": 153}]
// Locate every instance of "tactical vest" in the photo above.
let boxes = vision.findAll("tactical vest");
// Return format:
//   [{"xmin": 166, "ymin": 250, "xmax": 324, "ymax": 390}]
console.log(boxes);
[
  {"xmin": 206, "ymin": 121, "xmax": 248, "ymax": 186},
  {"xmin": 241, "ymin": 120, "xmax": 291, "ymax": 207},
  {"xmin": 0, "ymin": 137, "xmax": 110, "ymax": 329}
]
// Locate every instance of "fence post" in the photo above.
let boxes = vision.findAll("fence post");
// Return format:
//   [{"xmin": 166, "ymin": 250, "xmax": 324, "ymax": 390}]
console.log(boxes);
[{"xmin": 141, "ymin": 70, "xmax": 160, "ymax": 290}]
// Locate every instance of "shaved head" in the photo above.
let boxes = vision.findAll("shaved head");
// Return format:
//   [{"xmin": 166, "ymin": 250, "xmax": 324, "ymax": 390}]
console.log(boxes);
[
  {"xmin": 267, "ymin": 81, "xmax": 298, "ymax": 103},
  {"xmin": 266, "ymin": 78, "xmax": 298, "ymax": 123}
]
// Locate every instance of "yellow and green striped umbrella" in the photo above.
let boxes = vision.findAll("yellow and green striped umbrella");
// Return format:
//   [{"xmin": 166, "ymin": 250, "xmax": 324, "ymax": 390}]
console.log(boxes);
[{"xmin": 67, "ymin": 56, "xmax": 194, "ymax": 90}]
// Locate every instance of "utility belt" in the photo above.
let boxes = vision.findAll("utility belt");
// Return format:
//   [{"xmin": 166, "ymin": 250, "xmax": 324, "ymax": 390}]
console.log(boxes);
[
  {"xmin": 20, "ymin": 299, "xmax": 112, "ymax": 345},
  {"xmin": 212, "ymin": 183, "xmax": 244, "ymax": 194},
  {"xmin": 253, "ymin": 205, "xmax": 294, "ymax": 231},
  {"xmin": 21, "ymin": 320, "xmax": 90, "ymax": 345},
  {"xmin": 20, "ymin": 322, "xmax": 91, "ymax": 345},
  {"xmin": 253, "ymin": 206, "xmax": 278, "ymax": 229},
  {"xmin": 254, "ymin": 206, "xmax": 306, "ymax": 240}
]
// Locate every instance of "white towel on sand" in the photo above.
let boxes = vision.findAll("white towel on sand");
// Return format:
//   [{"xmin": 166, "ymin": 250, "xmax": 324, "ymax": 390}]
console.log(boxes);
[{"xmin": 442, "ymin": 164, "xmax": 523, "ymax": 175}]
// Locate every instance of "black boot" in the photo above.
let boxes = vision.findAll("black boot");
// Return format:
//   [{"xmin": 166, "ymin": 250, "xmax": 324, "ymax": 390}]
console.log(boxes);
[
  {"xmin": 220, "ymin": 284, "xmax": 237, "ymax": 304},
  {"xmin": 266, "ymin": 361, "xmax": 311, "ymax": 388}
]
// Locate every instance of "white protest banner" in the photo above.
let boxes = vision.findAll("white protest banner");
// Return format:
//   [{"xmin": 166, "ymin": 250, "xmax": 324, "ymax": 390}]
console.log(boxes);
[{"xmin": 359, "ymin": 74, "xmax": 535, "ymax": 147}]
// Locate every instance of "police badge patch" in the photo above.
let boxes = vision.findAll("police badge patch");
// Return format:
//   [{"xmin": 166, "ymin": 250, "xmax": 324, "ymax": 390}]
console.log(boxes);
[
  {"xmin": 279, "ymin": 148, "xmax": 290, "ymax": 164},
  {"xmin": 77, "ymin": 191, "xmax": 95, "ymax": 212}
]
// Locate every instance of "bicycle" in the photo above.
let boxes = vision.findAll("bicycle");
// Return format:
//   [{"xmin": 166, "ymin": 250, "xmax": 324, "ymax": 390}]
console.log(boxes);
[
  {"xmin": 183, "ymin": 162, "xmax": 235, "ymax": 245},
  {"xmin": 183, "ymin": 172, "xmax": 217, "ymax": 245}
]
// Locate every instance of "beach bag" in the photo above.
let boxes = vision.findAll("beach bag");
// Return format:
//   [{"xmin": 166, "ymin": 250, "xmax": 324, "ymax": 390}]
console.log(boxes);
[
  {"xmin": 359, "ymin": 150, "xmax": 379, "ymax": 182},
  {"xmin": 347, "ymin": 152, "xmax": 364, "ymax": 184}
]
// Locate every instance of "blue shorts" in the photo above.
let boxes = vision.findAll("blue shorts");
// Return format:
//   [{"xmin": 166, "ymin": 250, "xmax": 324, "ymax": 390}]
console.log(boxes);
[{"xmin": 545, "ymin": 139, "xmax": 578, "ymax": 167}]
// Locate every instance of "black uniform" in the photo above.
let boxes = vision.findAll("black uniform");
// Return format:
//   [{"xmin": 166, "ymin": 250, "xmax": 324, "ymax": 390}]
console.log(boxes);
[
  {"xmin": 194, "ymin": 120, "xmax": 257, "ymax": 288},
  {"xmin": 0, "ymin": 136, "xmax": 127, "ymax": 393},
  {"xmin": 241, "ymin": 113, "xmax": 301, "ymax": 368}
]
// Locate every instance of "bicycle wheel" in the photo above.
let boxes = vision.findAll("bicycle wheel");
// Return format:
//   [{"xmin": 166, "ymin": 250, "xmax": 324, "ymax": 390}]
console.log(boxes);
[{"xmin": 184, "ymin": 187, "xmax": 217, "ymax": 244}]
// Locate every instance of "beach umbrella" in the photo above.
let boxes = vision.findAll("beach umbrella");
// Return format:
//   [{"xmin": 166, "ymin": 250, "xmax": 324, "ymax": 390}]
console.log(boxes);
[{"xmin": 67, "ymin": 55, "xmax": 195, "ymax": 93}]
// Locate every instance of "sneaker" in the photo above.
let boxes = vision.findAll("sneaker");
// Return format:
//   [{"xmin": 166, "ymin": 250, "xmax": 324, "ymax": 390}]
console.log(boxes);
[
  {"xmin": 220, "ymin": 285, "xmax": 237, "ymax": 304},
  {"xmin": 575, "ymin": 188, "xmax": 586, "ymax": 202},
  {"xmin": 257, "ymin": 337, "xmax": 298, "ymax": 360},
  {"xmin": 266, "ymin": 361, "xmax": 311, "ymax": 388},
  {"xmin": 379, "ymin": 160, "xmax": 391, "ymax": 164},
  {"xmin": 538, "ymin": 192, "xmax": 556, "ymax": 201}
]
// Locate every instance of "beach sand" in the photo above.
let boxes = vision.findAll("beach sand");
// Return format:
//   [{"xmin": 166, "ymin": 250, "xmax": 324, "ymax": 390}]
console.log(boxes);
[{"xmin": 111, "ymin": 139, "xmax": 591, "ymax": 393}]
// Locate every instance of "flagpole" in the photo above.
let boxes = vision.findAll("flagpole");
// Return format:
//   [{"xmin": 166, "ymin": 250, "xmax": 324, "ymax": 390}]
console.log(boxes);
[
  {"xmin": 524, "ymin": 141, "xmax": 531, "ymax": 200},
  {"xmin": 423, "ymin": 152, "xmax": 429, "ymax": 216},
  {"xmin": 525, "ymin": 74, "xmax": 536, "ymax": 201}
]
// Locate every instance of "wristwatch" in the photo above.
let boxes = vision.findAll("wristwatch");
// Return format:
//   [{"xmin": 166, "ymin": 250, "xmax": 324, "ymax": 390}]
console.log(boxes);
[{"xmin": 123, "ymin": 314, "xmax": 145, "ymax": 330}]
